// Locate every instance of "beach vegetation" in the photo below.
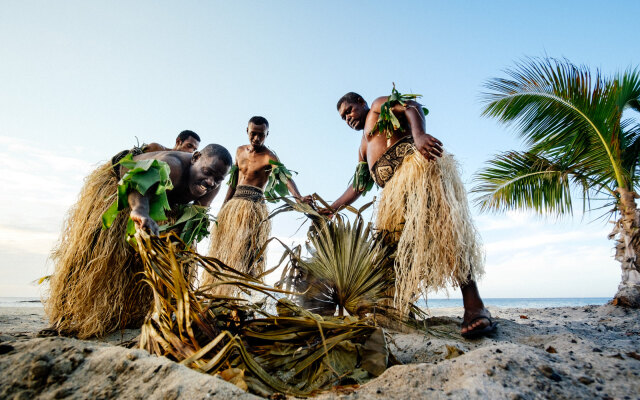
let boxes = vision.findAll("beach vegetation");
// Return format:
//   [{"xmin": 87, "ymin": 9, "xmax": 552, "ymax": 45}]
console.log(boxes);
[{"xmin": 474, "ymin": 57, "xmax": 640, "ymax": 307}]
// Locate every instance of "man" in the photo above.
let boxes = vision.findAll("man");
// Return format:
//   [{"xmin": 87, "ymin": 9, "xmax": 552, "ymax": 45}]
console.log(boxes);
[
  {"xmin": 145, "ymin": 130, "xmax": 201, "ymax": 153},
  {"xmin": 47, "ymin": 144, "xmax": 232, "ymax": 338},
  {"xmin": 203, "ymin": 116, "xmax": 310, "ymax": 293},
  {"xmin": 329, "ymin": 91, "xmax": 495, "ymax": 338},
  {"xmin": 128, "ymin": 145, "xmax": 230, "ymax": 234}
]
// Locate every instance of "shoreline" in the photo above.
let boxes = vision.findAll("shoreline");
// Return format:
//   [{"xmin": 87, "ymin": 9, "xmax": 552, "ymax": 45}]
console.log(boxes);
[{"xmin": 1, "ymin": 304, "xmax": 639, "ymax": 399}]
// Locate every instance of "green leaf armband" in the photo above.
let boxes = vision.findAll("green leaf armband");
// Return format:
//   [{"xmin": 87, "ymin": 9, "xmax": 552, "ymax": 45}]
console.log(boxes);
[
  {"xmin": 351, "ymin": 161, "xmax": 374, "ymax": 196},
  {"xmin": 101, "ymin": 153, "xmax": 174, "ymax": 231},
  {"xmin": 227, "ymin": 164, "xmax": 239, "ymax": 188},
  {"xmin": 371, "ymin": 83, "xmax": 429, "ymax": 139},
  {"xmin": 264, "ymin": 159, "xmax": 297, "ymax": 203}
]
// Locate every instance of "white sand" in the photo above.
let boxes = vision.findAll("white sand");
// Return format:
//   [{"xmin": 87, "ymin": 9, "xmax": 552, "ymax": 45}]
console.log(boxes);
[{"xmin": 1, "ymin": 305, "xmax": 639, "ymax": 399}]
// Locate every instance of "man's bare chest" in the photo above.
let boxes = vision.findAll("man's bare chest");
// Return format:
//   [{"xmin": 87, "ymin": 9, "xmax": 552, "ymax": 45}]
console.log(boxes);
[{"xmin": 238, "ymin": 155, "xmax": 272, "ymax": 177}]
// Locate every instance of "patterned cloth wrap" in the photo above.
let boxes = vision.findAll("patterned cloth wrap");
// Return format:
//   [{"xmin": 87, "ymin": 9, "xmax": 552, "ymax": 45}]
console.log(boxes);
[
  {"xmin": 371, "ymin": 136, "xmax": 416, "ymax": 187},
  {"xmin": 233, "ymin": 185, "xmax": 265, "ymax": 203}
]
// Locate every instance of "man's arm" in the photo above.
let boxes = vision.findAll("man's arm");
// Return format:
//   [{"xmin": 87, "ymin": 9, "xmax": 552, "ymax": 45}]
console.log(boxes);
[
  {"xmin": 327, "ymin": 135, "xmax": 368, "ymax": 211},
  {"xmin": 129, "ymin": 191, "xmax": 160, "ymax": 235},
  {"xmin": 126, "ymin": 152, "xmax": 183, "ymax": 235},
  {"xmin": 372, "ymin": 97, "xmax": 443, "ymax": 160},
  {"xmin": 271, "ymin": 153, "xmax": 312, "ymax": 204}
]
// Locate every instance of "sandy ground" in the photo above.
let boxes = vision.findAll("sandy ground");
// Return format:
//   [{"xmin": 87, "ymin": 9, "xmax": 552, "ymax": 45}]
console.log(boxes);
[{"xmin": 1, "ymin": 305, "xmax": 639, "ymax": 399}]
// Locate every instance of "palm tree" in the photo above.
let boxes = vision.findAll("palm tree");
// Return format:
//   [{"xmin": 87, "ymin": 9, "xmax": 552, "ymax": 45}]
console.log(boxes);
[{"xmin": 473, "ymin": 57, "xmax": 640, "ymax": 308}]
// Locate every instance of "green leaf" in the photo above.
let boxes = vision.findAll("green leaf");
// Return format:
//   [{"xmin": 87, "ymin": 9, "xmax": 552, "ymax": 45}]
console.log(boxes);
[{"xmin": 101, "ymin": 200, "xmax": 119, "ymax": 229}]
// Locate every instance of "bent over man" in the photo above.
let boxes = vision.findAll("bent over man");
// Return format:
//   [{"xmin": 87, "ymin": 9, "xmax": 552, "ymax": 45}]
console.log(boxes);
[{"xmin": 46, "ymin": 145, "xmax": 231, "ymax": 338}]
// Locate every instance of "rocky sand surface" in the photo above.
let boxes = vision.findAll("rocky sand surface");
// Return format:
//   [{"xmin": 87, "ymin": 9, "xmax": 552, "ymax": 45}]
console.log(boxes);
[{"xmin": 1, "ymin": 305, "xmax": 639, "ymax": 399}]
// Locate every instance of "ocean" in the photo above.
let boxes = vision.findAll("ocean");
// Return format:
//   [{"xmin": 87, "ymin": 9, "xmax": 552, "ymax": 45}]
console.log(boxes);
[
  {"xmin": 0, "ymin": 296, "xmax": 611, "ymax": 309},
  {"xmin": 419, "ymin": 297, "xmax": 610, "ymax": 309}
]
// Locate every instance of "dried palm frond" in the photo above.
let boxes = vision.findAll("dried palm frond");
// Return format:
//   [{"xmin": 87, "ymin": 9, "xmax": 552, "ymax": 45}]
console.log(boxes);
[
  {"xmin": 269, "ymin": 196, "xmax": 429, "ymax": 330},
  {"xmin": 137, "ymin": 231, "xmax": 391, "ymax": 397},
  {"xmin": 274, "ymin": 198, "xmax": 396, "ymax": 319}
]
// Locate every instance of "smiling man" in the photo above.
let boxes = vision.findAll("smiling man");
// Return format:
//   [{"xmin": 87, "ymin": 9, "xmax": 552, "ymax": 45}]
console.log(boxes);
[
  {"xmin": 47, "ymin": 144, "xmax": 232, "ymax": 338},
  {"xmin": 127, "ymin": 145, "xmax": 231, "ymax": 235},
  {"xmin": 328, "ymin": 91, "xmax": 495, "ymax": 339},
  {"xmin": 203, "ymin": 116, "xmax": 310, "ymax": 294}
]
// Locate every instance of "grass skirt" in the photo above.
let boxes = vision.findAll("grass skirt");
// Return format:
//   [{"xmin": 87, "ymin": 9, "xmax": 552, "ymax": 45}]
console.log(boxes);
[
  {"xmin": 46, "ymin": 162, "xmax": 151, "ymax": 338},
  {"xmin": 376, "ymin": 152, "xmax": 484, "ymax": 313},
  {"xmin": 203, "ymin": 196, "xmax": 271, "ymax": 295}
]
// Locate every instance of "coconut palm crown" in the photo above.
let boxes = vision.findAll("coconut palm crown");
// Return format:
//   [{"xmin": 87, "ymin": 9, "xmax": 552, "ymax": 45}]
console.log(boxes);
[{"xmin": 473, "ymin": 57, "xmax": 640, "ymax": 307}]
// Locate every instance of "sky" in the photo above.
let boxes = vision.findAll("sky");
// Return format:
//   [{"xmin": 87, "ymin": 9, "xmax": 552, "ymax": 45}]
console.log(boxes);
[{"xmin": 1, "ymin": 1, "xmax": 638, "ymax": 299}]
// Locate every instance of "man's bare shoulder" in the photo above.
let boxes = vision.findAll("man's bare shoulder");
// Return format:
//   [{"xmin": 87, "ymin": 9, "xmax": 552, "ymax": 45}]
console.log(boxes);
[
  {"xmin": 134, "ymin": 150, "xmax": 187, "ymax": 166},
  {"xmin": 266, "ymin": 147, "xmax": 279, "ymax": 161},
  {"xmin": 145, "ymin": 142, "xmax": 168, "ymax": 153},
  {"xmin": 370, "ymin": 96, "xmax": 389, "ymax": 112}
]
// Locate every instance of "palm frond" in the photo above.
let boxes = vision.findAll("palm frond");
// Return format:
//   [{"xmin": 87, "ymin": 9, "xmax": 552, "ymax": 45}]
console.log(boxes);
[
  {"xmin": 473, "ymin": 151, "xmax": 586, "ymax": 215},
  {"xmin": 482, "ymin": 56, "xmax": 627, "ymax": 188},
  {"xmin": 136, "ymin": 231, "xmax": 392, "ymax": 397}
]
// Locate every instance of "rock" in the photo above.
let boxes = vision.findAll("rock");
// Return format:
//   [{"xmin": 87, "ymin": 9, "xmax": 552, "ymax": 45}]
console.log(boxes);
[
  {"xmin": 592, "ymin": 348, "xmax": 603, "ymax": 353},
  {"xmin": 0, "ymin": 344, "xmax": 15, "ymax": 354},
  {"xmin": 545, "ymin": 346, "xmax": 557, "ymax": 354},
  {"xmin": 29, "ymin": 359, "xmax": 51, "ymax": 382},
  {"xmin": 537, "ymin": 365, "xmax": 561, "ymax": 382},
  {"xmin": 626, "ymin": 351, "xmax": 640, "ymax": 361},
  {"xmin": 578, "ymin": 376, "xmax": 594, "ymax": 385}
]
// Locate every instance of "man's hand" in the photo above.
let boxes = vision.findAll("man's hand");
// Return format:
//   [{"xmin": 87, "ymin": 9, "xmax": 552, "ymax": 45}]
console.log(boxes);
[
  {"xmin": 414, "ymin": 133, "xmax": 443, "ymax": 161},
  {"xmin": 130, "ymin": 210, "xmax": 160, "ymax": 236},
  {"xmin": 318, "ymin": 207, "xmax": 335, "ymax": 219},
  {"xmin": 297, "ymin": 195, "xmax": 314, "ymax": 205}
]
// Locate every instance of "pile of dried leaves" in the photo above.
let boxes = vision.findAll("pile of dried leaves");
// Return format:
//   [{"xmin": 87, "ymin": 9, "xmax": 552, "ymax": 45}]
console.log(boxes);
[{"xmin": 136, "ymin": 232, "xmax": 393, "ymax": 398}]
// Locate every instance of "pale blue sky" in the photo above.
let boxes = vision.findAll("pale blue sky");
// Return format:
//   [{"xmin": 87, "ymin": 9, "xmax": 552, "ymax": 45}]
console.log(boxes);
[{"xmin": 1, "ymin": 1, "xmax": 638, "ymax": 298}]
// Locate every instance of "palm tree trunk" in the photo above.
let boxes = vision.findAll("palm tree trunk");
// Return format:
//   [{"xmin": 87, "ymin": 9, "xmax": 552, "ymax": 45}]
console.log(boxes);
[{"xmin": 610, "ymin": 188, "xmax": 640, "ymax": 308}]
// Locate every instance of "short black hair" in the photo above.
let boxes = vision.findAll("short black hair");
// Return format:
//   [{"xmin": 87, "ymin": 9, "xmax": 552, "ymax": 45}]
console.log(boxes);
[
  {"xmin": 200, "ymin": 144, "xmax": 232, "ymax": 166},
  {"xmin": 337, "ymin": 92, "xmax": 365, "ymax": 111},
  {"xmin": 177, "ymin": 130, "xmax": 201, "ymax": 142},
  {"xmin": 248, "ymin": 116, "xmax": 269, "ymax": 128}
]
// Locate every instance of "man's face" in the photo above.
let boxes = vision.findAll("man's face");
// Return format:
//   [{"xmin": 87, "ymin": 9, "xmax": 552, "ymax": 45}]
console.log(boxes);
[
  {"xmin": 174, "ymin": 136, "xmax": 200, "ymax": 153},
  {"xmin": 188, "ymin": 153, "xmax": 229, "ymax": 198},
  {"xmin": 247, "ymin": 122, "xmax": 268, "ymax": 149},
  {"xmin": 338, "ymin": 101, "xmax": 368, "ymax": 131}
]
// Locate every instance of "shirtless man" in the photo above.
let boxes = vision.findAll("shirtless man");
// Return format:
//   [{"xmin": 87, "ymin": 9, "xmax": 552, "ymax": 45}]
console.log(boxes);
[
  {"xmin": 47, "ymin": 143, "xmax": 232, "ymax": 338},
  {"xmin": 329, "ymin": 92, "xmax": 495, "ymax": 338},
  {"xmin": 128, "ymin": 144, "xmax": 232, "ymax": 235},
  {"xmin": 145, "ymin": 130, "xmax": 201, "ymax": 153},
  {"xmin": 205, "ymin": 116, "xmax": 310, "ymax": 285}
]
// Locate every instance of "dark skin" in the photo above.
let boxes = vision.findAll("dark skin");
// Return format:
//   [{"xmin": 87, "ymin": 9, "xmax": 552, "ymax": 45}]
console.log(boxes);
[
  {"xmin": 145, "ymin": 136, "xmax": 200, "ymax": 153},
  {"xmin": 224, "ymin": 122, "xmax": 312, "ymax": 204},
  {"xmin": 125, "ymin": 150, "xmax": 229, "ymax": 235},
  {"xmin": 331, "ymin": 96, "xmax": 490, "ymax": 336}
]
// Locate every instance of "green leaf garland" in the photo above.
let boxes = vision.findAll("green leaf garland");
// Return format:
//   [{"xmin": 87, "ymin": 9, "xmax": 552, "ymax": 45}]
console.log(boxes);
[{"xmin": 371, "ymin": 83, "xmax": 429, "ymax": 139}]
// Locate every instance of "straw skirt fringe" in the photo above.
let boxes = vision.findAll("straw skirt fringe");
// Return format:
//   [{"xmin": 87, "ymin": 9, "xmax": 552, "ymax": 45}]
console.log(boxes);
[
  {"xmin": 203, "ymin": 197, "xmax": 271, "ymax": 295},
  {"xmin": 46, "ymin": 162, "xmax": 152, "ymax": 338},
  {"xmin": 375, "ymin": 152, "xmax": 484, "ymax": 313}
]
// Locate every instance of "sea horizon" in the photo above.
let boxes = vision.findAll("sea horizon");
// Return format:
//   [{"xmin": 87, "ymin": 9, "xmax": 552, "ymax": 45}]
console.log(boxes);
[{"xmin": 0, "ymin": 296, "xmax": 611, "ymax": 309}]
